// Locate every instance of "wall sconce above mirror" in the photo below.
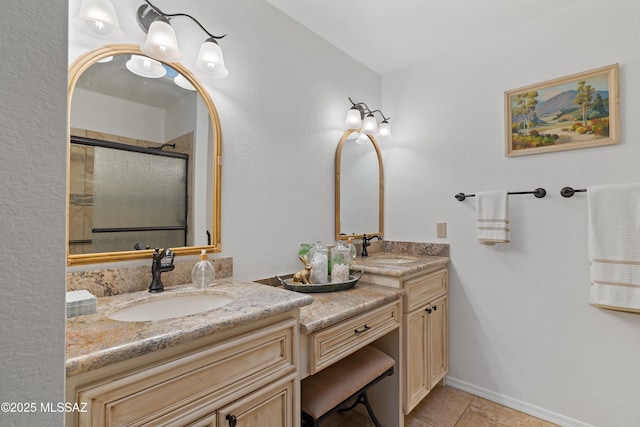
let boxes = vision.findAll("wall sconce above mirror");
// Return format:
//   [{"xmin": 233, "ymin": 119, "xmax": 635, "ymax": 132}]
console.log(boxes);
[
  {"xmin": 335, "ymin": 130, "xmax": 384, "ymax": 241},
  {"xmin": 67, "ymin": 45, "xmax": 222, "ymax": 266},
  {"xmin": 73, "ymin": 0, "xmax": 229, "ymax": 78},
  {"xmin": 344, "ymin": 97, "xmax": 391, "ymax": 137}
]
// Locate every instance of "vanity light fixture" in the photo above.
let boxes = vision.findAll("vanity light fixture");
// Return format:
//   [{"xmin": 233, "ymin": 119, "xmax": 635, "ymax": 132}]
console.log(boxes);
[
  {"xmin": 136, "ymin": 0, "xmax": 229, "ymax": 77},
  {"xmin": 345, "ymin": 106, "xmax": 364, "ymax": 129},
  {"xmin": 344, "ymin": 97, "xmax": 391, "ymax": 137},
  {"xmin": 73, "ymin": 0, "xmax": 125, "ymax": 42},
  {"xmin": 74, "ymin": 0, "xmax": 230, "ymax": 78},
  {"xmin": 361, "ymin": 111, "xmax": 378, "ymax": 134},
  {"xmin": 378, "ymin": 117, "xmax": 392, "ymax": 137}
]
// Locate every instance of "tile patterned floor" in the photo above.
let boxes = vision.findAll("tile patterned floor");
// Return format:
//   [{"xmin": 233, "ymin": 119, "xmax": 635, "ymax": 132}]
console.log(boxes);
[{"xmin": 321, "ymin": 384, "xmax": 559, "ymax": 427}]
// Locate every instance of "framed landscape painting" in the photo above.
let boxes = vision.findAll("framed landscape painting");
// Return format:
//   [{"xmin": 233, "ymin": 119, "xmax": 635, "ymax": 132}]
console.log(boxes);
[{"xmin": 505, "ymin": 64, "xmax": 619, "ymax": 157}]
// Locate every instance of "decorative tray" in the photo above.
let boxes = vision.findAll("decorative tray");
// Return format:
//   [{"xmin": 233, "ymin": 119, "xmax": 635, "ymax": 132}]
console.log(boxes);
[{"xmin": 276, "ymin": 269, "xmax": 363, "ymax": 293}]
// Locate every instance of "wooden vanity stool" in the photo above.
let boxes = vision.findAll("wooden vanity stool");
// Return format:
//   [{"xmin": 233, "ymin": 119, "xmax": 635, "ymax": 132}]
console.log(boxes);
[{"xmin": 301, "ymin": 345, "xmax": 394, "ymax": 427}]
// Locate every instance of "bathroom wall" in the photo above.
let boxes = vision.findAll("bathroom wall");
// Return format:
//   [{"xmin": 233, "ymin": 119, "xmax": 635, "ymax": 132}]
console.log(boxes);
[
  {"xmin": 382, "ymin": 1, "xmax": 640, "ymax": 426},
  {"xmin": 1, "ymin": 2, "xmax": 67, "ymax": 425}
]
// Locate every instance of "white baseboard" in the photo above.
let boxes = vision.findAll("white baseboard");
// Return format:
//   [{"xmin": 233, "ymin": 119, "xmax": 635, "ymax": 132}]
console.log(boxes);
[{"xmin": 445, "ymin": 377, "xmax": 595, "ymax": 427}]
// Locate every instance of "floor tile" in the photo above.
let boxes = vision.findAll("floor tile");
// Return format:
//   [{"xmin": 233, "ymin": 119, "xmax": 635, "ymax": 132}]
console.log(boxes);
[
  {"xmin": 319, "ymin": 406, "xmax": 375, "ymax": 427},
  {"xmin": 313, "ymin": 384, "xmax": 558, "ymax": 427},
  {"xmin": 405, "ymin": 413, "xmax": 435, "ymax": 427},
  {"xmin": 410, "ymin": 385, "xmax": 474, "ymax": 427},
  {"xmin": 455, "ymin": 397, "xmax": 558, "ymax": 427}
]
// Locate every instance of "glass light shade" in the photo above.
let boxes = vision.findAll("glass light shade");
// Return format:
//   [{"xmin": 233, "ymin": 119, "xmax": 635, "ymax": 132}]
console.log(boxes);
[
  {"xmin": 196, "ymin": 40, "xmax": 229, "ymax": 78},
  {"xmin": 344, "ymin": 108, "xmax": 362, "ymax": 129},
  {"xmin": 378, "ymin": 121, "xmax": 391, "ymax": 137},
  {"xmin": 346, "ymin": 131, "xmax": 360, "ymax": 140},
  {"xmin": 140, "ymin": 19, "xmax": 183, "ymax": 62},
  {"xmin": 125, "ymin": 55, "xmax": 167, "ymax": 78},
  {"xmin": 361, "ymin": 115, "xmax": 378, "ymax": 134},
  {"xmin": 73, "ymin": 0, "xmax": 124, "ymax": 40},
  {"xmin": 355, "ymin": 133, "xmax": 370, "ymax": 145},
  {"xmin": 174, "ymin": 74, "xmax": 196, "ymax": 91}
]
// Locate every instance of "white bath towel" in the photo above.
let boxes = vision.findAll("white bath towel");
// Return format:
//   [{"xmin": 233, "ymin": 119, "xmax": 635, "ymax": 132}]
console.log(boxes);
[
  {"xmin": 588, "ymin": 184, "xmax": 640, "ymax": 313},
  {"xmin": 476, "ymin": 190, "xmax": 510, "ymax": 245}
]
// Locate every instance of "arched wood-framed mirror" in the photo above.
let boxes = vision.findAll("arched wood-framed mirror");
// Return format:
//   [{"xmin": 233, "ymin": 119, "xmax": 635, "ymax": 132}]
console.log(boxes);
[
  {"xmin": 335, "ymin": 130, "xmax": 384, "ymax": 241},
  {"xmin": 67, "ymin": 44, "xmax": 222, "ymax": 266}
]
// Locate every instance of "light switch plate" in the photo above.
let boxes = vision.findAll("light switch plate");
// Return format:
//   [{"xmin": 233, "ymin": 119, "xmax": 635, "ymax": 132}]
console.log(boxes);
[{"xmin": 436, "ymin": 222, "xmax": 447, "ymax": 238}]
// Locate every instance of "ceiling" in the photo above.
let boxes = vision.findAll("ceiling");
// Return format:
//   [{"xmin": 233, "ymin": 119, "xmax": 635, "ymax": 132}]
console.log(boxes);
[{"xmin": 266, "ymin": 0, "xmax": 582, "ymax": 75}]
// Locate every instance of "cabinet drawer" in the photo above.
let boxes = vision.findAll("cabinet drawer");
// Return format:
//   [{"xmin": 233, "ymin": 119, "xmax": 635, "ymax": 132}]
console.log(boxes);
[
  {"xmin": 309, "ymin": 301, "xmax": 400, "ymax": 374},
  {"xmin": 77, "ymin": 318, "xmax": 296, "ymax": 427},
  {"xmin": 404, "ymin": 268, "xmax": 447, "ymax": 313}
]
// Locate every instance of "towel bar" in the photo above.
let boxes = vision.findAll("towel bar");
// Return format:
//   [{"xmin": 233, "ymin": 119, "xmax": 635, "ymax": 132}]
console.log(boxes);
[
  {"xmin": 560, "ymin": 187, "xmax": 587, "ymax": 197},
  {"xmin": 455, "ymin": 188, "xmax": 546, "ymax": 202}
]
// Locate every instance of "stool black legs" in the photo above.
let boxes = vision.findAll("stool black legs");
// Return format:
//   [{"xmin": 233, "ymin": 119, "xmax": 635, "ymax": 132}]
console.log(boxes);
[{"xmin": 338, "ymin": 391, "xmax": 383, "ymax": 427}]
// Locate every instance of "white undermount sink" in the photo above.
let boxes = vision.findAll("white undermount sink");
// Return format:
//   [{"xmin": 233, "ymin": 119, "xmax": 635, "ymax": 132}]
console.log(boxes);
[
  {"xmin": 108, "ymin": 293, "xmax": 235, "ymax": 322},
  {"xmin": 367, "ymin": 257, "xmax": 416, "ymax": 264}
]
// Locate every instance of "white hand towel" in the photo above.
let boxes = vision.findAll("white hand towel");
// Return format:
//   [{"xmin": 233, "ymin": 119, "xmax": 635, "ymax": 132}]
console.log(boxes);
[
  {"xmin": 476, "ymin": 190, "xmax": 510, "ymax": 245},
  {"xmin": 588, "ymin": 184, "xmax": 640, "ymax": 313}
]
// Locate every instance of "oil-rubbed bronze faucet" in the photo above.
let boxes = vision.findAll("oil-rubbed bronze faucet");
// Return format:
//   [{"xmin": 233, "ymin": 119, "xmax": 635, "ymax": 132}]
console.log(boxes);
[
  {"xmin": 149, "ymin": 248, "xmax": 175, "ymax": 293},
  {"xmin": 361, "ymin": 234, "xmax": 382, "ymax": 257}
]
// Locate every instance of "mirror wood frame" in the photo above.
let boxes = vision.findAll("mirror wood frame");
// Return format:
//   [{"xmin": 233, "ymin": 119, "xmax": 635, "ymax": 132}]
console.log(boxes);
[
  {"xmin": 335, "ymin": 130, "xmax": 384, "ymax": 241},
  {"xmin": 67, "ymin": 44, "xmax": 222, "ymax": 266}
]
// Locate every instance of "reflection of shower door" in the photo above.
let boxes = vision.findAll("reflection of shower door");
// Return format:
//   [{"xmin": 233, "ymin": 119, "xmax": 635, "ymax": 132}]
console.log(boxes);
[{"xmin": 72, "ymin": 137, "xmax": 188, "ymax": 254}]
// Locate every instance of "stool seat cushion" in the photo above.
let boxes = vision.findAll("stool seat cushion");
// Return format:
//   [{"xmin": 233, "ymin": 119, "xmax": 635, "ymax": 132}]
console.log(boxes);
[{"xmin": 301, "ymin": 346, "xmax": 395, "ymax": 419}]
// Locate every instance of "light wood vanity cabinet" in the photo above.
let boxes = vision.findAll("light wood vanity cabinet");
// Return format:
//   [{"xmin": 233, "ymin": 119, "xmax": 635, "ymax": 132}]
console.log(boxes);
[
  {"xmin": 67, "ymin": 316, "xmax": 299, "ymax": 427},
  {"xmin": 362, "ymin": 266, "xmax": 448, "ymax": 414}
]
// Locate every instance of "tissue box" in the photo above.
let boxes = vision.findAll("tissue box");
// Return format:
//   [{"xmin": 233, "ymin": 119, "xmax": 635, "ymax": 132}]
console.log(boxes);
[{"xmin": 66, "ymin": 290, "xmax": 97, "ymax": 318}]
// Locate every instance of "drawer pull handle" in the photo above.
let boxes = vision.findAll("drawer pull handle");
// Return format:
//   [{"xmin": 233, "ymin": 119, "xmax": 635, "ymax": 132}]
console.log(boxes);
[
  {"xmin": 433, "ymin": 305, "xmax": 438, "ymax": 311},
  {"xmin": 354, "ymin": 324, "xmax": 371, "ymax": 335},
  {"xmin": 425, "ymin": 308, "xmax": 432, "ymax": 314},
  {"xmin": 226, "ymin": 414, "xmax": 237, "ymax": 427}
]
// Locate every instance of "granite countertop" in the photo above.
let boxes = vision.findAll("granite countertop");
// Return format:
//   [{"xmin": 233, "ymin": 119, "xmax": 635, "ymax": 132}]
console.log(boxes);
[
  {"xmin": 297, "ymin": 282, "xmax": 404, "ymax": 334},
  {"xmin": 66, "ymin": 279, "xmax": 312, "ymax": 377},
  {"xmin": 352, "ymin": 253, "xmax": 449, "ymax": 277}
]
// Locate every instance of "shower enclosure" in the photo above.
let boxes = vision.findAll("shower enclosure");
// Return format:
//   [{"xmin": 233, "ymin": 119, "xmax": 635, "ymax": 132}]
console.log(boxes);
[{"xmin": 69, "ymin": 136, "xmax": 188, "ymax": 254}]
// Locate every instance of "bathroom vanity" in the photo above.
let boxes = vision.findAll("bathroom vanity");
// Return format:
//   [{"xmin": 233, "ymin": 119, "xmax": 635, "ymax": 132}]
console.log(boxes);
[
  {"xmin": 65, "ymin": 279, "xmax": 406, "ymax": 427},
  {"xmin": 65, "ymin": 280, "xmax": 312, "ymax": 427},
  {"xmin": 353, "ymin": 250, "xmax": 449, "ymax": 415}
]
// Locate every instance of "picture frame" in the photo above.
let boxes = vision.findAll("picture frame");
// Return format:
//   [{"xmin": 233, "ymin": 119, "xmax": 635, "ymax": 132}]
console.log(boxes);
[{"xmin": 505, "ymin": 64, "xmax": 619, "ymax": 157}]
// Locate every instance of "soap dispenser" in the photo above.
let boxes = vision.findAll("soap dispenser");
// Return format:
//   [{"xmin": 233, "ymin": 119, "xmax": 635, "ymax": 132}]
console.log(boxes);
[{"xmin": 192, "ymin": 250, "xmax": 216, "ymax": 288}]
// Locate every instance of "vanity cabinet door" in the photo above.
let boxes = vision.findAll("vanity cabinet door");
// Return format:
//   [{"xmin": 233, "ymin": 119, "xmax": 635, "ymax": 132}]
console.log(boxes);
[
  {"xmin": 217, "ymin": 375, "xmax": 295, "ymax": 427},
  {"xmin": 404, "ymin": 308, "xmax": 428, "ymax": 414},
  {"xmin": 403, "ymin": 294, "xmax": 449, "ymax": 414},
  {"xmin": 428, "ymin": 295, "xmax": 448, "ymax": 388}
]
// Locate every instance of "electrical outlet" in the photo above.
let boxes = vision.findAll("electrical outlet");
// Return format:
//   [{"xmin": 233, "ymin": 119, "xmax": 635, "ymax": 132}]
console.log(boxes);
[{"xmin": 436, "ymin": 222, "xmax": 447, "ymax": 238}]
